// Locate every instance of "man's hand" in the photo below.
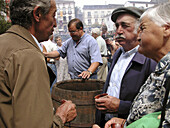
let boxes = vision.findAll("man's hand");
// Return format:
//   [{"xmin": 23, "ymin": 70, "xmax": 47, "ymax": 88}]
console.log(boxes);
[
  {"xmin": 55, "ymin": 100, "xmax": 77, "ymax": 123},
  {"xmin": 95, "ymin": 95, "xmax": 120, "ymax": 113},
  {"xmin": 78, "ymin": 70, "xmax": 91, "ymax": 79},
  {"xmin": 104, "ymin": 117, "xmax": 125, "ymax": 128},
  {"xmin": 92, "ymin": 124, "xmax": 101, "ymax": 128}
]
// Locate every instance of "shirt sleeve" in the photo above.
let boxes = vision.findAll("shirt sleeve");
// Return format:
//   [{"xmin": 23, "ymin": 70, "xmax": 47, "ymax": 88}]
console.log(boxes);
[
  {"xmin": 89, "ymin": 37, "xmax": 103, "ymax": 64},
  {"xmin": 53, "ymin": 115, "xmax": 64, "ymax": 128},
  {"xmin": 57, "ymin": 40, "xmax": 69, "ymax": 58}
]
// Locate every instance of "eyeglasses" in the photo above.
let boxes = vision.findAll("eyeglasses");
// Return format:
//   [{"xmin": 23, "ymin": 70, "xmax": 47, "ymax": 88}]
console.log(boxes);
[{"xmin": 69, "ymin": 29, "xmax": 79, "ymax": 34}]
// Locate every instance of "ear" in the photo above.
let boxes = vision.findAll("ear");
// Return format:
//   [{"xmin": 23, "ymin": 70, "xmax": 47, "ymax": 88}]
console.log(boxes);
[
  {"xmin": 163, "ymin": 24, "xmax": 170, "ymax": 37},
  {"xmin": 33, "ymin": 6, "xmax": 42, "ymax": 22},
  {"xmin": 79, "ymin": 26, "xmax": 83, "ymax": 30}
]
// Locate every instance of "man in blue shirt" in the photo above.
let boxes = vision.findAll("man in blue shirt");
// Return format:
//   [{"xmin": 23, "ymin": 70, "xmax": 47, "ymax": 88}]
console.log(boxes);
[{"xmin": 44, "ymin": 18, "xmax": 102, "ymax": 79}]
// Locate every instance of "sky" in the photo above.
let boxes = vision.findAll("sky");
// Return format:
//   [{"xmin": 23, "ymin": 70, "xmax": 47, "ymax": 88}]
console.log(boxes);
[{"xmin": 74, "ymin": 0, "xmax": 151, "ymax": 8}]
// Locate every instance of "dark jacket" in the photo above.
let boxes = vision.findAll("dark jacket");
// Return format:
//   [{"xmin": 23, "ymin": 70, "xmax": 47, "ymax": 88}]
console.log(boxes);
[{"xmin": 95, "ymin": 48, "xmax": 157, "ymax": 127}]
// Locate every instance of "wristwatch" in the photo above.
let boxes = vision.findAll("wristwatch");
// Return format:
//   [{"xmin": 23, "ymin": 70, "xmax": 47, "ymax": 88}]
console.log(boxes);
[{"xmin": 87, "ymin": 70, "xmax": 92, "ymax": 75}]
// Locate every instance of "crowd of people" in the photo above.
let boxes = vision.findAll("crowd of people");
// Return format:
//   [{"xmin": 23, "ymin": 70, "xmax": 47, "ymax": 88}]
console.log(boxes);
[{"xmin": 0, "ymin": 0, "xmax": 169, "ymax": 128}]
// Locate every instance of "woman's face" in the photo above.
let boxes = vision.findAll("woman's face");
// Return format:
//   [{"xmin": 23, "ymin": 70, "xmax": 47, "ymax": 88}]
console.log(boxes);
[{"xmin": 138, "ymin": 16, "xmax": 164, "ymax": 60}]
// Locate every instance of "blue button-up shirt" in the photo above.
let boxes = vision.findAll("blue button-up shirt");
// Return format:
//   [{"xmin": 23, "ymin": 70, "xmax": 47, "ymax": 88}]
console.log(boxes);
[{"xmin": 57, "ymin": 33, "xmax": 103, "ymax": 79}]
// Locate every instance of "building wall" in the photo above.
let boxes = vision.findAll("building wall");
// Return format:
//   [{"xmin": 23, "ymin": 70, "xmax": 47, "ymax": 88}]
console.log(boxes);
[
  {"xmin": 83, "ymin": 4, "xmax": 123, "ymax": 32},
  {"xmin": 124, "ymin": 1, "xmax": 157, "ymax": 8},
  {"xmin": 55, "ymin": 0, "xmax": 75, "ymax": 34}
]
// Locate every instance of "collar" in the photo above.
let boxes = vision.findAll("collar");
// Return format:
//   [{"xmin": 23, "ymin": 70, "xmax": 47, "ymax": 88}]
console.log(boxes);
[
  {"xmin": 120, "ymin": 45, "xmax": 139, "ymax": 57},
  {"xmin": 155, "ymin": 52, "xmax": 170, "ymax": 73},
  {"xmin": 74, "ymin": 33, "xmax": 86, "ymax": 47},
  {"xmin": 31, "ymin": 34, "xmax": 43, "ymax": 52}
]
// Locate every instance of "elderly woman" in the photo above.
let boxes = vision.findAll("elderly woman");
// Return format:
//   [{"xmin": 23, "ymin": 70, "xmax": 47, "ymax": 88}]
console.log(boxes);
[{"xmin": 98, "ymin": 2, "xmax": 170, "ymax": 128}]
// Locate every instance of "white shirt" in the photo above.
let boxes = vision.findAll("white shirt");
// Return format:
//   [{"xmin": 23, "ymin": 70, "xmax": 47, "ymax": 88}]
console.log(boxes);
[
  {"xmin": 96, "ymin": 36, "xmax": 107, "ymax": 56},
  {"xmin": 106, "ymin": 45, "xmax": 139, "ymax": 98},
  {"xmin": 105, "ymin": 45, "xmax": 139, "ymax": 120},
  {"xmin": 31, "ymin": 34, "xmax": 43, "ymax": 52},
  {"xmin": 41, "ymin": 39, "xmax": 58, "ymax": 62}
]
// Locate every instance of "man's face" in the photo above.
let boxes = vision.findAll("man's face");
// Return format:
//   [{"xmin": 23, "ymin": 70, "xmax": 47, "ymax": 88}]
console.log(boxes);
[
  {"xmin": 56, "ymin": 37, "xmax": 62, "ymax": 46},
  {"xmin": 36, "ymin": 0, "xmax": 57, "ymax": 42},
  {"xmin": 115, "ymin": 14, "xmax": 138, "ymax": 51},
  {"xmin": 92, "ymin": 33, "xmax": 97, "ymax": 39},
  {"xmin": 138, "ymin": 16, "xmax": 164, "ymax": 59},
  {"xmin": 68, "ymin": 23, "xmax": 82, "ymax": 42}
]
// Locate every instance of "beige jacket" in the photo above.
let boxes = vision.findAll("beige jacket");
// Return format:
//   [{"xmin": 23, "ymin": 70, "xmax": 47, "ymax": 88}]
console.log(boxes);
[{"xmin": 0, "ymin": 25, "xmax": 63, "ymax": 128}]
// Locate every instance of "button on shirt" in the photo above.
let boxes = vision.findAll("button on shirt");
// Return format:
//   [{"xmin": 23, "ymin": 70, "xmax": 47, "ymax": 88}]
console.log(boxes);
[{"xmin": 57, "ymin": 33, "xmax": 102, "ymax": 79}]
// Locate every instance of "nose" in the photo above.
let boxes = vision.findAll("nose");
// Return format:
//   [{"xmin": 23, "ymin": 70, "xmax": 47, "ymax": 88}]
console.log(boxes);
[
  {"xmin": 116, "ymin": 25, "xmax": 123, "ymax": 35},
  {"xmin": 54, "ymin": 18, "xmax": 57, "ymax": 27},
  {"xmin": 137, "ymin": 30, "xmax": 142, "ymax": 42},
  {"xmin": 137, "ymin": 37, "xmax": 141, "ymax": 42}
]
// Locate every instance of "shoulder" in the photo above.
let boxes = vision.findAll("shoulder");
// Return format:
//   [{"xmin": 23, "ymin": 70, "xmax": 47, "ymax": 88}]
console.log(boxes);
[
  {"xmin": 135, "ymin": 52, "xmax": 156, "ymax": 63},
  {"xmin": 83, "ymin": 33, "xmax": 98, "ymax": 45}
]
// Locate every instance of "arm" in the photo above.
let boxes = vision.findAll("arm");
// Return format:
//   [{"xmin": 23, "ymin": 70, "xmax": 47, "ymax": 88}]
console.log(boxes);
[
  {"xmin": 78, "ymin": 62, "xmax": 99, "ymax": 79},
  {"xmin": 55, "ymin": 100, "xmax": 77, "ymax": 123},
  {"xmin": 43, "ymin": 50, "xmax": 60, "ymax": 58},
  {"xmin": 104, "ymin": 118, "xmax": 125, "ymax": 128},
  {"xmin": 95, "ymin": 95, "xmax": 120, "ymax": 113},
  {"xmin": 53, "ymin": 100, "xmax": 77, "ymax": 128}
]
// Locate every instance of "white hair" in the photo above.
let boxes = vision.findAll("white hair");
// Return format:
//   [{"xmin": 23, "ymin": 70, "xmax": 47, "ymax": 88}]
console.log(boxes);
[
  {"xmin": 140, "ymin": 2, "xmax": 170, "ymax": 27},
  {"xmin": 92, "ymin": 28, "xmax": 101, "ymax": 36}
]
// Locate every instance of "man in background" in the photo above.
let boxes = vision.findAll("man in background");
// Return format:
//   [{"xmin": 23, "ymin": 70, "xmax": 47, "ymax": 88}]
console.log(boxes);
[
  {"xmin": 92, "ymin": 28, "xmax": 108, "ymax": 81},
  {"xmin": 54, "ymin": 36, "xmax": 71, "ymax": 82},
  {"xmin": 44, "ymin": 18, "xmax": 103, "ymax": 79}
]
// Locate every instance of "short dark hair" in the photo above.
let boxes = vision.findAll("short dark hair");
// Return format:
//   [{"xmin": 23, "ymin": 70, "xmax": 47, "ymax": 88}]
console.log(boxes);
[
  {"xmin": 68, "ymin": 18, "xmax": 84, "ymax": 29},
  {"xmin": 10, "ymin": 0, "xmax": 51, "ymax": 29}
]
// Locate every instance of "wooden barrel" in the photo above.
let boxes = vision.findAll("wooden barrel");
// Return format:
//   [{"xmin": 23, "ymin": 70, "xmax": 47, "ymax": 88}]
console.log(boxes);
[{"xmin": 52, "ymin": 79, "xmax": 105, "ymax": 128}]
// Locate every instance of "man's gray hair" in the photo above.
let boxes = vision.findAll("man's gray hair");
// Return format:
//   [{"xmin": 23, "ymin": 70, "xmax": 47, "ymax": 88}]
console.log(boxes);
[
  {"xmin": 133, "ymin": 19, "xmax": 140, "ymax": 34},
  {"xmin": 10, "ymin": 0, "xmax": 51, "ymax": 29},
  {"xmin": 92, "ymin": 28, "xmax": 101, "ymax": 36},
  {"xmin": 141, "ymin": 2, "xmax": 170, "ymax": 27}
]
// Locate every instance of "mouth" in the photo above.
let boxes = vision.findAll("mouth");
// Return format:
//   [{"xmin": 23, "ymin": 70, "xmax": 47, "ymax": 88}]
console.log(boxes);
[{"xmin": 116, "ymin": 38, "xmax": 125, "ymax": 42}]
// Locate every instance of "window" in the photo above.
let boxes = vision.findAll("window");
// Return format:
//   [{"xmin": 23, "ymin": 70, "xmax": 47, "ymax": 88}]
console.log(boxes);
[
  {"xmin": 88, "ymin": 19, "xmax": 91, "ymax": 25},
  {"xmin": 63, "ymin": 16, "xmax": 66, "ymax": 21},
  {"xmin": 69, "ymin": 16, "xmax": 72, "ymax": 21},
  {"xmin": 95, "ymin": 19, "xmax": 98, "ymax": 23},
  {"xmin": 63, "ymin": 7, "xmax": 66, "ymax": 15},
  {"xmin": 68, "ymin": 6, "xmax": 72, "ymax": 14},
  {"xmin": 94, "ymin": 11, "xmax": 98, "ymax": 18},
  {"xmin": 101, "ymin": 11, "xmax": 105, "ymax": 17},
  {"xmin": 57, "ymin": 7, "xmax": 60, "ymax": 15},
  {"xmin": 88, "ymin": 12, "xmax": 91, "ymax": 18}
]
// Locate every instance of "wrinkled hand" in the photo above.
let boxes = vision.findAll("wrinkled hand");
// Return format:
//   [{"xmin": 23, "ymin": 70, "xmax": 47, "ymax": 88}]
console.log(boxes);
[
  {"xmin": 104, "ymin": 117, "xmax": 125, "ymax": 128},
  {"xmin": 92, "ymin": 124, "xmax": 101, "ymax": 128},
  {"xmin": 78, "ymin": 71, "xmax": 91, "ymax": 79},
  {"xmin": 95, "ymin": 95, "xmax": 120, "ymax": 113},
  {"xmin": 55, "ymin": 100, "xmax": 77, "ymax": 123}
]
